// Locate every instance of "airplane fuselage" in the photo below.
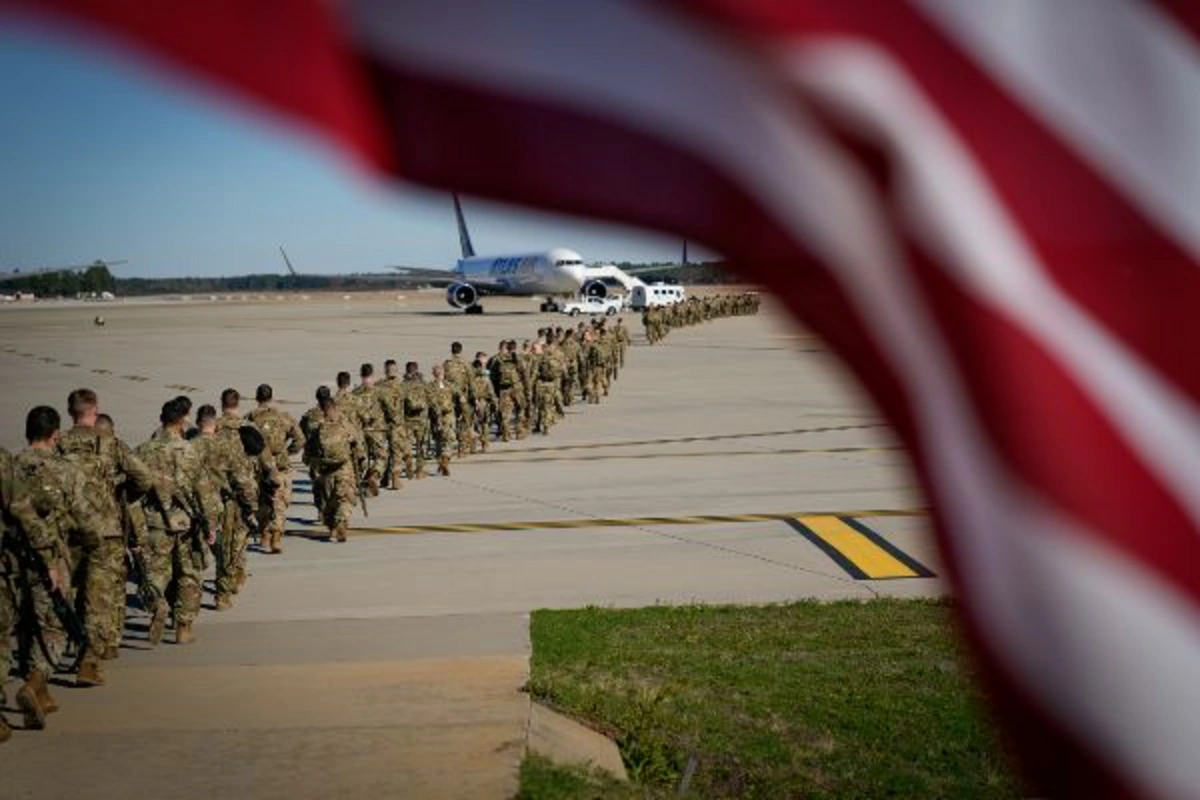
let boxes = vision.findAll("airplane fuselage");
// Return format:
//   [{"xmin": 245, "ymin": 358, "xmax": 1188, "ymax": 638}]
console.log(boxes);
[{"xmin": 455, "ymin": 247, "xmax": 587, "ymax": 296}]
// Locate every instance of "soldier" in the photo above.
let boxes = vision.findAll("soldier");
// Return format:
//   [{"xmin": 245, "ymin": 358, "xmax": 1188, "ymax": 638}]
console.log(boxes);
[
  {"xmin": 191, "ymin": 405, "xmax": 257, "ymax": 611},
  {"xmin": 531, "ymin": 341, "xmax": 561, "ymax": 434},
  {"xmin": 470, "ymin": 356, "xmax": 496, "ymax": 452},
  {"xmin": 308, "ymin": 391, "xmax": 361, "ymax": 543},
  {"xmin": 403, "ymin": 361, "xmax": 431, "ymax": 478},
  {"xmin": 214, "ymin": 388, "xmax": 260, "ymax": 583},
  {"xmin": 300, "ymin": 385, "xmax": 332, "ymax": 513},
  {"xmin": 377, "ymin": 360, "xmax": 411, "ymax": 489},
  {"xmin": 246, "ymin": 384, "xmax": 303, "ymax": 555},
  {"xmin": 489, "ymin": 340, "xmax": 524, "ymax": 442},
  {"xmin": 135, "ymin": 398, "xmax": 221, "ymax": 645},
  {"xmin": 352, "ymin": 363, "xmax": 388, "ymax": 496},
  {"xmin": 443, "ymin": 341, "xmax": 475, "ymax": 456},
  {"xmin": 57, "ymin": 387, "xmax": 157, "ymax": 683},
  {"xmin": 614, "ymin": 318, "xmax": 630, "ymax": 369},
  {"xmin": 559, "ymin": 329, "xmax": 580, "ymax": 406},
  {"xmin": 6, "ymin": 409, "xmax": 95, "ymax": 729},
  {"xmin": 427, "ymin": 364, "xmax": 456, "ymax": 476}
]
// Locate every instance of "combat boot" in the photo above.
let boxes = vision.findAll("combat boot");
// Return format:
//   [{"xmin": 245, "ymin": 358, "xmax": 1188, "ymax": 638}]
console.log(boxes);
[
  {"xmin": 404, "ymin": 455, "xmax": 416, "ymax": 480},
  {"xmin": 102, "ymin": 643, "xmax": 121, "ymax": 660},
  {"xmin": 414, "ymin": 464, "xmax": 428, "ymax": 480},
  {"xmin": 148, "ymin": 602, "xmax": 167, "ymax": 646},
  {"xmin": 269, "ymin": 529, "xmax": 283, "ymax": 555},
  {"xmin": 17, "ymin": 673, "xmax": 46, "ymax": 730},
  {"xmin": 235, "ymin": 568, "xmax": 247, "ymax": 592},
  {"xmin": 334, "ymin": 525, "xmax": 348, "ymax": 543},
  {"xmin": 367, "ymin": 472, "xmax": 380, "ymax": 497},
  {"xmin": 437, "ymin": 454, "xmax": 451, "ymax": 477},
  {"xmin": 387, "ymin": 470, "xmax": 403, "ymax": 490},
  {"xmin": 215, "ymin": 594, "xmax": 233, "ymax": 611},
  {"xmin": 76, "ymin": 650, "xmax": 106, "ymax": 687},
  {"xmin": 176, "ymin": 621, "xmax": 195, "ymax": 645}
]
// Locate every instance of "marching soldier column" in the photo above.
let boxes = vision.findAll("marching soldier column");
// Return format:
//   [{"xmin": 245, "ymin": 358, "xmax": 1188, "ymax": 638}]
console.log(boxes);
[{"xmin": 0, "ymin": 292, "xmax": 757, "ymax": 739}]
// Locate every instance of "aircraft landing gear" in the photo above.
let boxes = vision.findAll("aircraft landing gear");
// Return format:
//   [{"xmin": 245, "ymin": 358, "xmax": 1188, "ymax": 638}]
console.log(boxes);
[
  {"xmin": 540, "ymin": 298, "xmax": 561, "ymax": 313},
  {"xmin": 465, "ymin": 304, "xmax": 484, "ymax": 315}
]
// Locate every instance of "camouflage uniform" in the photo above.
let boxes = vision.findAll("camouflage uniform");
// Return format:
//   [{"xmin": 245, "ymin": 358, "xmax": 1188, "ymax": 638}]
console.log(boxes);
[
  {"xmin": 442, "ymin": 355, "xmax": 475, "ymax": 455},
  {"xmin": 559, "ymin": 333, "xmax": 580, "ymax": 405},
  {"xmin": 427, "ymin": 378, "xmax": 456, "ymax": 475},
  {"xmin": 489, "ymin": 352, "xmax": 523, "ymax": 441},
  {"xmin": 351, "ymin": 383, "xmax": 388, "ymax": 493},
  {"xmin": 57, "ymin": 425, "xmax": 157, "ymax": 662},
  {"xmin": 377, "ymin": 376, "xmax": 411, "ymax": 487},
  {"xmin": 214, "ymin": 412, "xmax": 260, "ymax": 578},
  {"xmin": 402, "ymin": 375, "xmax": 431, "ymax": 477},
  {"xmin": 309, "ymin": 407, "xmax": 360, "ymax": 541},
  {"xmin": 135, "ymin": 429, "xmax": 221, "ymax": 643},
  {"xmin": 533, "ymin": 349, "xmax": 564, "ymax": 433},
  {"xmin": 0, "ymin": 446, "xmax": 68, "ymax": 725},
  {"xmin": 246, "ymin": 405, "xmax": 303, "ymax": 554},
  {"xmin": 13, "ymin": 447, "xmax": 101, "ymax": 680},
  {"xmin": 470, "ymin": 366, "xmax": 496, "ymax": 451},
  {"xmin": 192, "ymin": 432, "xmax": 257, "ymax": 606},
  {"xmin": 299, "ymin": 401, "xmax": 327, "ymax": 512}
]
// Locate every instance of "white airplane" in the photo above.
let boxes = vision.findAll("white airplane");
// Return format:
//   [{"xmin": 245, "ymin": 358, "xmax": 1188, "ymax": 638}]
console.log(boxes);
[{"xmin": 391, "ymin": 195, "xmax": 641, "ymax": 314}]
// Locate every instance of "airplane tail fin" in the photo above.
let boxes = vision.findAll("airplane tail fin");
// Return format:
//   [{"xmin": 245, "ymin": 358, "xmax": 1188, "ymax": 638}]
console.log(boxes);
[
  {"xmin": 682, "ymin": 240, "xmax": 688, "ymax": 266},
  {"xmin": 279, "ymin": 246, "xmax": 297, "ymax": 276},
  {"xmin": 453, "ymin": 193, "xmax": 476, "ymax": 259}
]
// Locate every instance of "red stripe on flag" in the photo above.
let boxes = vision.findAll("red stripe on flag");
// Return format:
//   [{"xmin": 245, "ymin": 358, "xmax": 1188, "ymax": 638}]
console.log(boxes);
[
  {"xmin": 1149, "ymin": 0, "xmax": 1200, "ymax": 45},
  {"xmin": 667, "ymin": 0, "xmax": 1200, "ymax": 406},
  {"xmin": 0, "ymin": 0, "xmax": 392, "ymax": 172}
]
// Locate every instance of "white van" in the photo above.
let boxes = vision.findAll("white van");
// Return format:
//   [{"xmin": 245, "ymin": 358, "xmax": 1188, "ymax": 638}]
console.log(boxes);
[{"xmin": 629, "ymin": 283, "xmax": 686, "ymax": 310}]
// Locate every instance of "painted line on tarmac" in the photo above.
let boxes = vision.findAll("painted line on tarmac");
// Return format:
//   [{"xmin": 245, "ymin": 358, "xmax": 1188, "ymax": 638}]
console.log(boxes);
[
  {"xmin": 509, "ymin": 422, "xmax": 887, "ymax": 455},
  {"xmin": 785, "ymin": 517, "xmax": 934, "ymax": 580},
  {"xmin": 474, "ymin": 445, "xmax": 905, "ymax": 464},
  {"xmin": 352, "ymin": 508, "xmax": 925, "ymax": 536}
]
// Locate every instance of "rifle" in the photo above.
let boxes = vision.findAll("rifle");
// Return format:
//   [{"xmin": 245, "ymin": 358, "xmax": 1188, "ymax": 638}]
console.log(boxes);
[
  {"xmin": 351, "ymin": 452, "xmax": 369, "ymax": 518},
  {"xmin": 119, "ymin": 487, "xmax": 161, "ymax": 612},
  {"xmin": 3, "ymin": 526, "xmax": 89, "ymax": 670}
]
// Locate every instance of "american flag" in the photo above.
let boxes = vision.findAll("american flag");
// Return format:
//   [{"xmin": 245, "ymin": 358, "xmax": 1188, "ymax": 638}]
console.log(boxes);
[{"xmin": 5, "ymin": 2, "xmax": 1199, "ymax": 796}]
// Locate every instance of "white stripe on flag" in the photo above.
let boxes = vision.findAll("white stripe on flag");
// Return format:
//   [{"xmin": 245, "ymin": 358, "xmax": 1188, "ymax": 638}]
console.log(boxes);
[
  {"xmin": 915, "ymin": 0, "xmax": 1200, "ymax": 262},
  {"xmin": 782, "ymin": 42, "xmax": 1200, "ymax": 525}
]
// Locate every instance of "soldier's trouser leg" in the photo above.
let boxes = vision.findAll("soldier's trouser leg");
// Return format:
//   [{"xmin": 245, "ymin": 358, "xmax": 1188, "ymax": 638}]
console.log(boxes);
[
  {"xmin": 171, "ymin": 533, "xmax": 202, "ymax": 627},
  {"xmin": 309, "ymin": 465, "xmax": 326, "ymax": 513},
  {"xmin": 29, "ymin": 578, "xmax": 67, "ymax": 677},
  {"xmin": 387, "ymin": 427, "xmax": 410, "ymax": 486},
  {"xmin": 364, "ymin": 430, "xmax": 386, "ymax": 490},
  {"xmin": 0, "ymin": 572, "xmax": 17, "ymax": 682},
  {"xmin": 144, "ymin": 528, "xmax": 174, "ymax": 623},
  {"xmin": 81, "ymin": 538, "xmax": 125, "ymax": 655},
  {"xmin": 409, "ymin": 420, "xmax": 430, "ymax": 475},
  {"xmin": 497, "ymin": 391, "xmax": 515, "ymax": 440},
  {"xmin": 216, "ymin": 501, "xmax": 238, "ymax": 599},
  {"xmin": 271, "ymin": 467, "xmax": 292, "ymax": 545}
]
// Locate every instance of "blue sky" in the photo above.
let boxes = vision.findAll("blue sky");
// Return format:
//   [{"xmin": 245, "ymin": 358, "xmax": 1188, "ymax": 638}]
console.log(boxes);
[{"xmin": 0, "ymin": 21, "xmax": 699, "ymax": 278}]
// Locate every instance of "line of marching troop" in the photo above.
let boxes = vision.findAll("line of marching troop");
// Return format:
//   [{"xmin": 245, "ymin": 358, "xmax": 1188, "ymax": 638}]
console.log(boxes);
[
  {"xmin": 300, "ymin": 316, "xmax": 633, "ymax": 543},
  {"xmin": 0, "ymin": 315, "xmax": 635, "ymax": 741},
  {"xmin": 0, "ymin": 383, "xmax": 307, "ymax": 743},
  {"xmin": 641, "ymin": 291, "xmax": 761, "ymax": 344}
]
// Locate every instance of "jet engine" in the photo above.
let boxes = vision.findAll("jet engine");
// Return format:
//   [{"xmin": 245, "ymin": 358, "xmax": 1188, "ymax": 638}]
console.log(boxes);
[
  {"xmin": 581, "ymin": 279, "xmax": 608, "ymax": 299},
  {"xmin": 446, "ymin": 282, "xmax": 479, "ymax": 310}
]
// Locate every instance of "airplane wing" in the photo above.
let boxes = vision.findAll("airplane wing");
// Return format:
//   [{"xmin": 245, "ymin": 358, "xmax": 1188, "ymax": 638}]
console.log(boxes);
[{"xmin": 386, "ymin": 265, "xmax": 460, "ymax": 285}]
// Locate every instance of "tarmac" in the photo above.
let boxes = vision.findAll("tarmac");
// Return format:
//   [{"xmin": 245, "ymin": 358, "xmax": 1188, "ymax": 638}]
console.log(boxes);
[{"xmin": 0, "ymin": 290, "xmax": 941, "ymax": 797}]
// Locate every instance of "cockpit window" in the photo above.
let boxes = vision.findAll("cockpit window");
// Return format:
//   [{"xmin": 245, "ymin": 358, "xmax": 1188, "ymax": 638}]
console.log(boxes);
[{"xmin": 555, "ymin": 259, "xmax": 584, "ymax": 266}]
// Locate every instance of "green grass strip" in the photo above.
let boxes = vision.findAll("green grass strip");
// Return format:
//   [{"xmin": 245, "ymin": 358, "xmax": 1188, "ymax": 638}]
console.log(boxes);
[{"xmin": 526, "ymin": 599, "xmax": 1022, "ymax": 799}]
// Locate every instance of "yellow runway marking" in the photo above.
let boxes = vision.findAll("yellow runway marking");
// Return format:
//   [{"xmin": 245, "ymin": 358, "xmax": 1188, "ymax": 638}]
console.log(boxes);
[
  {"xmin": 786, "ymin": 517, "xmax": 933, "ymax": 580},
  {"xmin": 343, "ymin": 510, "xmax": 932, "ymax": 580}
]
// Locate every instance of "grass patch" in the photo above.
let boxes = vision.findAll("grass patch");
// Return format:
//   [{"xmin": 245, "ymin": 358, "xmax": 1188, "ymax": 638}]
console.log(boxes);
[
  {"xmin": 527, "ymin": 599, "xmax": 1022, "ymax": 799},
  {"xmin": 518, "ymin": 754, "xmax": 644, "ymax": 800}
]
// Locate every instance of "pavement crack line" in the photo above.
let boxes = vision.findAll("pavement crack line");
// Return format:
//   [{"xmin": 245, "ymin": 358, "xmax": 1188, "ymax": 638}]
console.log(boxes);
[{"xmin": 443, "ymin": 476, "xmax": 880, "ymax": 598}]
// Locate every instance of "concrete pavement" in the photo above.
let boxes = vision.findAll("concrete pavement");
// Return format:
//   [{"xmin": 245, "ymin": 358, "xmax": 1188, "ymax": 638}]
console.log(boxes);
[{"xmin": 0, "ymin": 291, "xmax": 939, "ymax": 796}]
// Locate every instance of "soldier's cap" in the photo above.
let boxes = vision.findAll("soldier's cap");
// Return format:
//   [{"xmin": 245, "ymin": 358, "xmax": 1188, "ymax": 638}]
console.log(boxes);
[{"xmin": 238, "ymin": 424, "xmax": 266, "ymax": 457}]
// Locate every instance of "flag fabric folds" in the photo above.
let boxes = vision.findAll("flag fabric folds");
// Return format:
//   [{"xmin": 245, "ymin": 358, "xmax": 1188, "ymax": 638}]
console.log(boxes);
[{"xmin": 4, "ymin": 1, "xmax": 1199, "ymax": 796}]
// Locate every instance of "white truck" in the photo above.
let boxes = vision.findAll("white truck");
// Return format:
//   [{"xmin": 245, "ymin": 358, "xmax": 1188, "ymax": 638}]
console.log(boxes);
[{"xmin": 560, "ymin": 295, "xmax": 624, "ymax": 316}]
